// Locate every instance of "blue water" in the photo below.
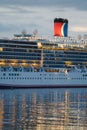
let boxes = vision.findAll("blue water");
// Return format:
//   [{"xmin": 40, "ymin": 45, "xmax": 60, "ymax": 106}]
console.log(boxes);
[{"xmin": 0, "ymin": 88, "xmax": 87, "ymax": 130}]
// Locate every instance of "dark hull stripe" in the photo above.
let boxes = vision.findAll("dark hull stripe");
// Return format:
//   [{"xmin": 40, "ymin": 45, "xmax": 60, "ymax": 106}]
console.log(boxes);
[{"xmin": 0, "ymin": 84, "xmax": 87, "ymax": 89}]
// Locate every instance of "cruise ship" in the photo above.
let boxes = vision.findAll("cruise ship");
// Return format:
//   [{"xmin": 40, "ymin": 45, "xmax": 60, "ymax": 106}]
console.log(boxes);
[{"xmin": 0, "ymin": 18, "xmax": 87, "ymax": 88}]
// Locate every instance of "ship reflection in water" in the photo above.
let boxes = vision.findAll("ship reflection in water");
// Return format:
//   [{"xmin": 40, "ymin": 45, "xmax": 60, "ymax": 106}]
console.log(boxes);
[{"xmin": 0, "ymin": 88, "xmax": 87, "ymax": 130}]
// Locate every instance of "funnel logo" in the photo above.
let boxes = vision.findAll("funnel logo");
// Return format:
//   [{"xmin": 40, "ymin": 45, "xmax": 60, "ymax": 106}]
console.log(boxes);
[
  {"xmin": 62, "ymin": 23, "xmax": 68, "ymax": 37},
  {"xmin": 54, "ymin": 18, "xmax": 68, "ymax": 37}
]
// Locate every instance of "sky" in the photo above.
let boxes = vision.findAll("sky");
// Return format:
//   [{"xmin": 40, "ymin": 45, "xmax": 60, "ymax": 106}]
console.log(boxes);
[{"xmin": 0, "ymin": 0, "xmax": 87, "ymax": 37}]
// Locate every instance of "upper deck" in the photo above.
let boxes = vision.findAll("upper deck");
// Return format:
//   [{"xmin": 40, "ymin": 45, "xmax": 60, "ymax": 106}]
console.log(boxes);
[
  {"xmin": 0, "ymin": 34, "xmax": 87, "ymax": 69},
  {"xmin": 0, "ymin": 34, "xmax": 87, "ymax": 51}
]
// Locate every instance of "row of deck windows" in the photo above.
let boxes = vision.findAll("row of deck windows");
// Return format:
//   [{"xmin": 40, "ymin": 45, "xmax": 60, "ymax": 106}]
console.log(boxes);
[
  {"xmin": 1, "ymin": 47, "xmax": 87, "ymax": 56},
  {"xmin": 3, "ymin": 48, "xmax": 39, "ymax": 52},
  {"xmin": 0, "ymin": 51, "xmax": 41, "ymax": 56},
  {"xmin": 0, "ymin": 43, "xmax": 37, "ymax": 48},
  {"xmin": 0, "ymin": 56, "xmax": 41, "ymax": 60},
  {"xmin": 0, "ymin": 53, "xmax": 87, "ymax": 61},
  {"xmin": 0, "ymin": 56, "xmax": 87, "ymax": 63},
  {"xmin": 0, "ymin": 77, "xmax": 87, "ymax": 80},
  {"xmin": 1, "ymin": 50, "xmax": 87, "ymax": 56}
]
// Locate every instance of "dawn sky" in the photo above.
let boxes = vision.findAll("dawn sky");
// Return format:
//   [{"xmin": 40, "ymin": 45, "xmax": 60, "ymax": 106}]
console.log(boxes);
[{"xmin": 0, "ymin": 0, "xmax": 87, "ymax": 37}]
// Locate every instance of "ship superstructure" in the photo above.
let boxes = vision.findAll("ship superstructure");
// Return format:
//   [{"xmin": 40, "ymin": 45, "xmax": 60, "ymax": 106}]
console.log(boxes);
[{"xmin": 0, "ymin": 18, "xmax": 87, "ymax": 88}]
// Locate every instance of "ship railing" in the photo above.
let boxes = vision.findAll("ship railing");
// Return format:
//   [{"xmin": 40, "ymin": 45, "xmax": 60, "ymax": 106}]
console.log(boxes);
[
  {"xmin": 73, "ymin": 65, "xmax": 87, "ymax": 72},
  {"xmin": 0, "ymin": 66, "xmax": 12, "ymax": 72},
  {"xmin": 20, "ymin": 65, "xmax": 34, "ymax": 72},
  {"xmin": 61, "ymin": 65, "xmax": 85, "ymax": 73},
  {"xmin": 0, "ymin": 65, "xmax": 45, "ymax": 72}
]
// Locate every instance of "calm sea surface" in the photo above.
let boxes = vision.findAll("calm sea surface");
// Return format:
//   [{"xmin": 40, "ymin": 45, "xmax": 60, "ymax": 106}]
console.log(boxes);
[{"xmin": 0, "ymin": 88, "xmax": 87, "ymax": 130}]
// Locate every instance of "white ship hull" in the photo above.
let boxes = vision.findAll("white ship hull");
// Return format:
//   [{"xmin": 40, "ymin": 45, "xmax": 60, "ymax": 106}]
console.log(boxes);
[{"xmin": 0, "ymin": 71, "xmax": 87, "ymax": 88}]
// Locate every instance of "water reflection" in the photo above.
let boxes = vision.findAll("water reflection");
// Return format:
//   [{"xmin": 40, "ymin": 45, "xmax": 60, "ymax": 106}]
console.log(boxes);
[{"xmin": 0, "ymin": 88, "xmax": 87, "ymax": 130}]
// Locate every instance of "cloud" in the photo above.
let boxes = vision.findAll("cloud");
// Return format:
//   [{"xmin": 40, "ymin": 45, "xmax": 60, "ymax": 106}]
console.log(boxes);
[
  {"xmin": 71, "ymin": 26, "xmax": 87, "ymax": 32},
  {"xmin": 0, "ymin": 1, "xmax": 86, "ymax": 37},
  {"xmin": 0, "ymin": 0, "xmax": 87, "ymax": 11}
]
